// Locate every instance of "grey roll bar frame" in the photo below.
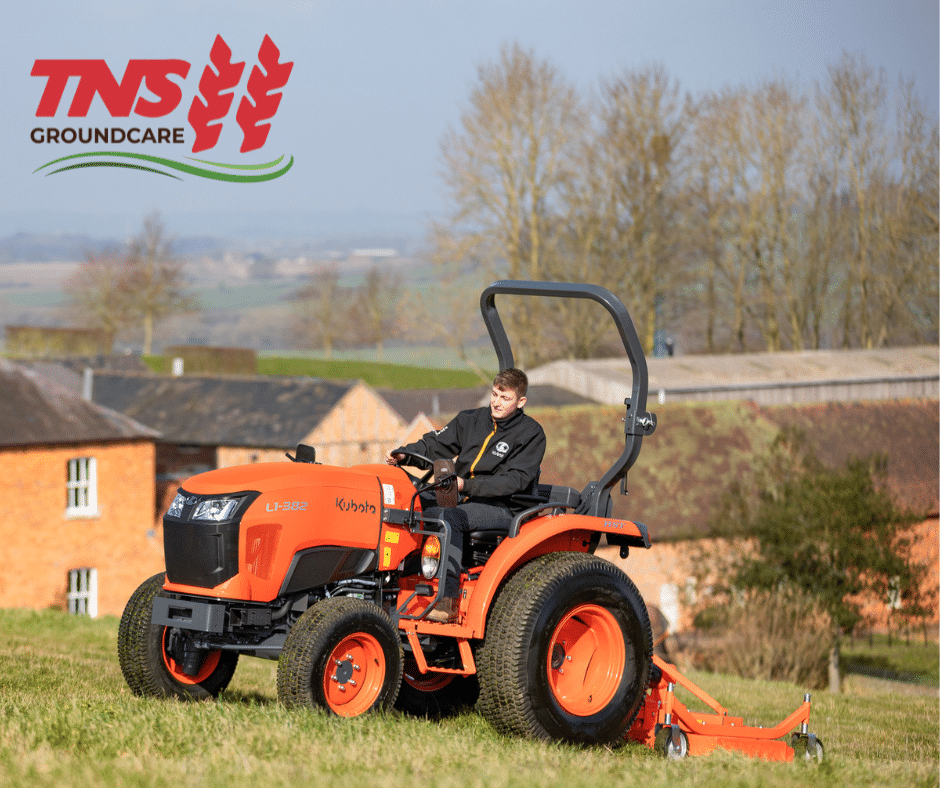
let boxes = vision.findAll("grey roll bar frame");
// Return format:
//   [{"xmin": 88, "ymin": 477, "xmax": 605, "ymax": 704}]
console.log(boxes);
[{"xmin": 479, "ymin": 280, "xmax": 657, "ymax": 518}]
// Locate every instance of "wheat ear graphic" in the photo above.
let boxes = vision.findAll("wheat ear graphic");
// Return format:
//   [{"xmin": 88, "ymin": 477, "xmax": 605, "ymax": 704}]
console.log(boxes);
[
  {"xmin": 236, "ymin": 35, "xmax": 294, "ymax": 153},
  {"xmin": 188, "ymin": 35, "xmax": 246, "ymax": 153}
]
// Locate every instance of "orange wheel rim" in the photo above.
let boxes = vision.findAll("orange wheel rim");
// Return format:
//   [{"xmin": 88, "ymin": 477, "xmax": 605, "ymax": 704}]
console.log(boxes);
[
  {"xmin": 547, "ymin": 604, "xmax": 625, "ymax": 716},
  {"xmin": 323, "ymin": 633, "xmax": 387, "ymax": 716},
  {"xmin": 161, "ymin": 628, "xmax": 222, "ymax": 685}
]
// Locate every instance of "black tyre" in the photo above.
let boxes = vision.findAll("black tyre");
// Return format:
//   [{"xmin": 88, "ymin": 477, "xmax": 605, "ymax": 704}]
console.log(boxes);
[
  {"xmin": 655, "ymin": 726, "xmax": 689, "ymax": 759},
  {"xmin": 477, "ymin": 552, "xmax": 652, "ymax": 745},
  {"xmin": 117, "ymin": 573, "xmax": 238, "ymax": 700},
  {"xmin": 791, "ymin": 733, "xmax": 825, "ymax": 762},
  {"xmin": 277, "ymin": 597, "xmax": 403, "ymax": 716},
  {"xmin": 395, "ymin": 658, "xmax": 480, "ymax": 718}
]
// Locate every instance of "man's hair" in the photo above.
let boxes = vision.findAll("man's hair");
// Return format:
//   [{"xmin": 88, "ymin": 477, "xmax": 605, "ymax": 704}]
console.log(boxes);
[{"xmin": 493, "ymin": 367, "xmax": 528, "ymax": 398}]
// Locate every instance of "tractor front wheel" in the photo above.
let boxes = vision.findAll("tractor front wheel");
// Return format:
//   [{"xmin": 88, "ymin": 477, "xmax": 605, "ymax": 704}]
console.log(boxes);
[
  {"xmin": 477, "ymin": 552, "xmax": 652, "ymax": 745},
  {"xmin": 277, "ymin": 597, "xmax": 403, "ymax": 716},
  {"xmin": 117, "ymin": 573, "xmax": 238, "ymax": 700}
]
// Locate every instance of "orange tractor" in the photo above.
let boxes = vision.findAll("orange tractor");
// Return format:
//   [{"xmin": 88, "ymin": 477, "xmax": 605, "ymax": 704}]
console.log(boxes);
[{"xmin": 118, "ymin": 280, "xmax": 821, "ymax": 759}]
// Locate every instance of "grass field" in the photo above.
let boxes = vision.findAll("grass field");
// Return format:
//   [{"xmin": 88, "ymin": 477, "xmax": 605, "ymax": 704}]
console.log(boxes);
[
  {"xmin": 143, "ymin": 354, "xmax": 492, "ymax": 388},
  {"xmin": 842, "ymin": 633, "xmax": 939, "ymax": 683},
  {"xmin": 0, "ymin": 609, "xmax": 936, "ymax": 788}
]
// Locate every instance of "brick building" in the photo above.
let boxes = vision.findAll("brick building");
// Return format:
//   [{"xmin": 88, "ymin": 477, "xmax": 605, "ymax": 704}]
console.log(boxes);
[{"xmin": 0, "ymin": 360, "xmax": 161, "ymax": 617}]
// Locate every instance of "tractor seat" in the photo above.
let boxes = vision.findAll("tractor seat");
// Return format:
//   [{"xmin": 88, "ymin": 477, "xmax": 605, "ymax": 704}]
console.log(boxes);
[{"xmin": 467, "ymin": 484, "xmax": 581, "ymax": 549}]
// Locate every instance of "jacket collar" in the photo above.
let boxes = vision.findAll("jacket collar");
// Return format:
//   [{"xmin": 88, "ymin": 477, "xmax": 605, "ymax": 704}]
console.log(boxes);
[{"xmin": 491, "ymin": 406, "xmax": 525, "ymax": 429}]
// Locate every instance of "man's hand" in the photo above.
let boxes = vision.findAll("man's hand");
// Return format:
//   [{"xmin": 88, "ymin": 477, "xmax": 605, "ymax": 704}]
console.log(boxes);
[
  {"xmin": 386, "ymin": 452, "xmax": 405, "ymax": 466},
  {"xmin": 457, "ymin": 476, "xmax": 465, "ymax": 492}
]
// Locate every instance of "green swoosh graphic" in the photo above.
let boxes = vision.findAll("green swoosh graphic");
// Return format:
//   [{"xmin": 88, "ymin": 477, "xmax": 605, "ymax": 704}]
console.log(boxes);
[
  {"xmin": 44, "ymin": 161, "xmax": 184, "ymax": 180},
  {"xmin": 185, "ymin": 155, "xmax": 286, "ymax": 170},
  {"xmin": 33, "ymin": 151, "xmax": 293, "ymax": 182}
]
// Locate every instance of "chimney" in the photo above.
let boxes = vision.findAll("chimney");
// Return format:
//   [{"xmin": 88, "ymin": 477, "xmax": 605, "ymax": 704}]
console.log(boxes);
[{"xmin": 81, "ymin": 367, "xmax": 93, "ymax": 401}]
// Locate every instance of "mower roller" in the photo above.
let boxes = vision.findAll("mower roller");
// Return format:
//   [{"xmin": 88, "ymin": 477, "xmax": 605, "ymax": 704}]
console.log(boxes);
[{"xmin": 118, "ymin": 280, "xmax": 822, "ymax": 759}]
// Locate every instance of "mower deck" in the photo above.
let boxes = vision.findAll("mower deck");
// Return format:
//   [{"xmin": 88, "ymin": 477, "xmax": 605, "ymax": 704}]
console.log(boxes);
[{"xmin": 627, "ymin": 656, "xmax": 823, "ymax": 761}]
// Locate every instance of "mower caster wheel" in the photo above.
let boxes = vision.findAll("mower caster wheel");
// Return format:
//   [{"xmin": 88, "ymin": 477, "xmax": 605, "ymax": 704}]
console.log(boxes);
[
  {"xmin": 655, "ymin": 726, "xmax": 689, "ymax": 760},
  {"xmin": 791, "ymin": 733, "xmax": 825, "ymax": 762}
]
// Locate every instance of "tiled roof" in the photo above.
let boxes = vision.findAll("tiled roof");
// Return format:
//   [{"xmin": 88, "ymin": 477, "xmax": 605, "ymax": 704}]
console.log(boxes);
[
  {"xmin": 378, "ymin": 384, "xmax": 596, "ymax": 423},
  {"xmin": 528, "ymin": 346, "xmax": 940, "ymax": 404},
  {"xmin": 0, "ymin": 359, "xmax": 158, "ymax": 447},
  {"xmin": 91, "ymin": 372, "xmax": 356, "ymax": 448}
]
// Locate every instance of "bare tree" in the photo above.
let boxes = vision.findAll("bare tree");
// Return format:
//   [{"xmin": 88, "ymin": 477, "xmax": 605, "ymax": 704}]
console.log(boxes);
[
  {"xmin": 591, "ymin": 64, "xmax": 690, "ymax": 353},
  {"xmin": 432, "ymin": 42, "xmax": 582, "ymax": 366},
  {"xmin": 64, "ymin": 248, "xmax": 135, "ymax": 338},
  {"xmin": 125, "ymin": 212, "xmax": 198, "ymax": 355},
  {"xmin": 63, "ymin": 212, "xmax": 196, "ymax": 354},
  {"xmin": 290, "ymin": 265, "xmax": 352, "ymax": 359},
  {"xmin": 350, "ymin": 265, "xmax": 401, "ymax": 358},
  {"xmin": 814, "ymin": 52, "xmax": 938, "ymax": 348}
]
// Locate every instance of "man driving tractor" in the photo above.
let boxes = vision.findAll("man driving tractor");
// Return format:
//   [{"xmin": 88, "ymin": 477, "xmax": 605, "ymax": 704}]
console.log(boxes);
[{"xmin": 386, "ymin": 367, "xmax": 546, "ymax": 622}]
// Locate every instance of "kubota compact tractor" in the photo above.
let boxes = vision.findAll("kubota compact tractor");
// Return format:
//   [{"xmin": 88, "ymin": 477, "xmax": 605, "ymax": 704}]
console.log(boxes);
[{"xmin": 118, "ymin": 280, "xmax": 821, "ymax": 759}]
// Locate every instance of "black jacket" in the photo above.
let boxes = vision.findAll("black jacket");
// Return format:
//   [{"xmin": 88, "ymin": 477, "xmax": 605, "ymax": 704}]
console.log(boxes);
[{"xmin": 396, "ymin": 406, "xmax": 546, "ymax": 512}]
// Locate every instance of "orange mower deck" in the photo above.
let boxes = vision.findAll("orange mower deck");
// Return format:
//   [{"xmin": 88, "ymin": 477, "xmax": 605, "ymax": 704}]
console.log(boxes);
[{"xmin": 626, "ymin": 656, "xmax": 823, "ymax": 761}]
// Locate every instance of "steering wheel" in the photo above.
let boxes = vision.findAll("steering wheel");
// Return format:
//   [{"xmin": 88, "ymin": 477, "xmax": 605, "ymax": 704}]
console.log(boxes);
[{"xmin": 391, "ymin": 450, "xmax": 436, "ymax": 486}]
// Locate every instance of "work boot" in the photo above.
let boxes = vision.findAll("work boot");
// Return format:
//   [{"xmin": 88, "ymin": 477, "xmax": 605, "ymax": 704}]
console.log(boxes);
[
  {"xmin": 433, "ymin": 459, "xmax": 459, "ymax": 508},
  {"xmin": 426, "ymin": 597, "xmax": 459, "ymax": 623}
]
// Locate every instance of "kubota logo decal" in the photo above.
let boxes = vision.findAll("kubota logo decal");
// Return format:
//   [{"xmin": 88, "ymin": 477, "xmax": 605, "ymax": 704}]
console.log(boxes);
[
  {"xmin": 335, "ymin": 498, "xmax": 377, "ymax": 515},
  {"xmin": 29, "ymin": 34, "xmax": 293, "ymax": 182}
]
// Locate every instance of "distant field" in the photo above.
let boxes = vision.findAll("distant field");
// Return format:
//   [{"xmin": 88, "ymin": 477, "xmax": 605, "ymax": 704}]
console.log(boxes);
[
  {"xmin": 256, "ymin": 356, "xmax": 491, "ymax": 388},
  {"xmin": 143, "ymin": 354, "xmax": 492, "ymax": 388},
  {"xmin": 0, "ymin": 608, "xmax": 936, "ymax": 788}
]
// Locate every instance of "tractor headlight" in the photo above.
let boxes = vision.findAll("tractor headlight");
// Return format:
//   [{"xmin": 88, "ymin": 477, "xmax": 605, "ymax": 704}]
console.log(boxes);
[
  {"xmin": 421, "ymin": 536, "xmax": 441, "ymax": 580},
  {"xmin": 192, "ymin": 498, "xmax": 240, "ymax": 522},
  {"xmin": 167, "ymin": 493, "xmax": 186, "ymax": 519}
]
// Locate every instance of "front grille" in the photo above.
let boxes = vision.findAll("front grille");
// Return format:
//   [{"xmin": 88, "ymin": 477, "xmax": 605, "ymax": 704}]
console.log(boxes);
[
  {"xmin": 162, "ymin": 489, "xmax": 259, "ymax": 588},
  {"xmin": 164, "ymin": 518, "xmax": 241, "ymax": 588}
]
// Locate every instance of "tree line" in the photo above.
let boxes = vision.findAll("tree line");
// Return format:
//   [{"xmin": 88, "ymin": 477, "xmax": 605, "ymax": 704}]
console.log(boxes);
[
  {"xmin": 431, "ymin": 44, "xmax": 938, "ymax": 365},
  {"xmin": 61, "ymin": 46, "xmax": 937, "ymax": 365}
]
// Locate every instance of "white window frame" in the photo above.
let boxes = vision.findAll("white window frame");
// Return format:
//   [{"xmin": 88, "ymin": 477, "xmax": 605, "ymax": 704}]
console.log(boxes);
[
  {"xmin": 66, "ymin": 457, "xmax": 98, "ymax": 517},
  {"xmin": 67, "ymin": 567, "xmax": 98, "ymax": 618}
]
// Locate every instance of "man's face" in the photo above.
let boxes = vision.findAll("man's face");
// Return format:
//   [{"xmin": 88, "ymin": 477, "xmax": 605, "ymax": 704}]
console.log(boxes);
[{"xmin": 490, "ymin": 385, "xmax": 526, "ymax": 420}]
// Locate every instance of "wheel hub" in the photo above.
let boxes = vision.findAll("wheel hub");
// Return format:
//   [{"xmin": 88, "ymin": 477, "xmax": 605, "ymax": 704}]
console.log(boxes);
[{"xmin": 331, "ymin": 654, "xmax": 358, "ymax": 688}]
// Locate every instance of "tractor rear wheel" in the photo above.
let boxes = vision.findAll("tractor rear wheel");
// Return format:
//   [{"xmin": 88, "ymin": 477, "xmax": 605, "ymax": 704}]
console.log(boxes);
[
  {"xmin": 277, "ymin": 597, "xmax": 403, "ymax": 716},
  {"xmin": 477, "ymin": 552, "xmax": 652, "ymax": 744},
  {"xmin": 117, "ymin": 573, "xmax": 238, "ymax": 700}
]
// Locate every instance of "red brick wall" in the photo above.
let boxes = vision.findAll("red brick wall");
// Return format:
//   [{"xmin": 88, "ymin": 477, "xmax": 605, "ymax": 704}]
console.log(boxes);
[{"xmin": 0, "ymin": 440, "xmax": 163, "ymax": 617}]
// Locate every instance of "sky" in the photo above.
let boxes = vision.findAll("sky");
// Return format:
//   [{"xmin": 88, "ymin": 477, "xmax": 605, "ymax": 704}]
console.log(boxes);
[{"xmin": 1, "ymin": 0, "xmax": 937, "ymax": 241}]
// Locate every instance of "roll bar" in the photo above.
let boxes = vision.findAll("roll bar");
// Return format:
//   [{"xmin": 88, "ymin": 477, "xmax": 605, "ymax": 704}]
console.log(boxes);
[{"xmin": 480, "ymin": 280, "xmax": 656, "ymax": 517}]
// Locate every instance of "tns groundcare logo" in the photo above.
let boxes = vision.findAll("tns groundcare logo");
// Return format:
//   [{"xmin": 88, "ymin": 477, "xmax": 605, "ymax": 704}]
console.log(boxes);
[{"xmin": 30, "ymin": 34, "xmax": 293, "ymax": 182}]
